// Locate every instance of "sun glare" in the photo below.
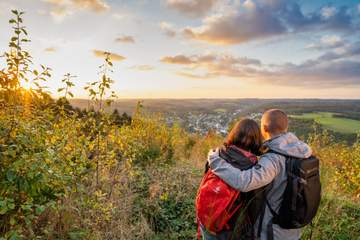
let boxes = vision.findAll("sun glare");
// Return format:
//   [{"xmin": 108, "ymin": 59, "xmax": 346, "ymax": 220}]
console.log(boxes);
[{"xmin": 21, "ymin": 80, "xmax": 32, "ymax": 91}]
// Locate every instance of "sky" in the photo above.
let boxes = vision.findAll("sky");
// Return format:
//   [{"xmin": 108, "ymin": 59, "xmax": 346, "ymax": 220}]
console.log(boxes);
[{"xmin": 0, "ymin": 0, "xmax": 360, "ymax": 99}]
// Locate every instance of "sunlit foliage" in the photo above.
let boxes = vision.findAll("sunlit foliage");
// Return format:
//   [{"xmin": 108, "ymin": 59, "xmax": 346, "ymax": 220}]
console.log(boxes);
[{"xmin": 0, "ymin": 10, "xmax": 359, "ymax": 240}]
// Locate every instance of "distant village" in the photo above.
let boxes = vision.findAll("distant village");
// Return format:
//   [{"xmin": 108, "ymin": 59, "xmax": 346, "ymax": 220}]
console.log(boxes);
[{"xmin": 166, "ymin": 109, "xmax": 263, "ymax": 136}]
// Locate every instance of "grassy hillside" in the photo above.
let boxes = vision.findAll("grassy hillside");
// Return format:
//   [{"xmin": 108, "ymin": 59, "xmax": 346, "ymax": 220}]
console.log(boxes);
[
  {"xmin": 1, "ymin": 103, "xmax": 359, "ymax": 240},
  {"xmin": 291, "ymin": 112, "xmax": 360, "ymax": 134}
]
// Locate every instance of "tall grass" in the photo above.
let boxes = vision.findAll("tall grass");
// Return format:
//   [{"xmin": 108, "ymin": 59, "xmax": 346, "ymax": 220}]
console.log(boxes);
[{"xmin": 0, "ymin": 10, "xmax": 359, "ymax": 240}]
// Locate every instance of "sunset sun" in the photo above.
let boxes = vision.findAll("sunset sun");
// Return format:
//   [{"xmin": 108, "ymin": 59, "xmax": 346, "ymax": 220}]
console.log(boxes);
[{"xmin": 20, "ymin": 80, "xmax": 32, "ymax": 91}]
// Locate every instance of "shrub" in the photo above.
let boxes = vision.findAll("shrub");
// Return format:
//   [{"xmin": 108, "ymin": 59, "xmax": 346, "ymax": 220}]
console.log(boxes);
[{"xmin": 0, "ymin": 110, "xmax": 69, "ymax": 238}]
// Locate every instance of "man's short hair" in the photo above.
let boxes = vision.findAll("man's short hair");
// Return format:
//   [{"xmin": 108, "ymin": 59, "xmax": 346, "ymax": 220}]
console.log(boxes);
[{"xmin": 263, "ymin": 109, "xmax": 288, "ymax": 134}]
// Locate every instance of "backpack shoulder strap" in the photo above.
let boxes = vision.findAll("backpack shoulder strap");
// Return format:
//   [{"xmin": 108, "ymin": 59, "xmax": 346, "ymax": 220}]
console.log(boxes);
[
  {"xmin": 265, "ymin": 149, "xmax": 298, "ymax": 176},
  {"xmin": 265, "ymin": 197, "xmax": 278, "ymax": 218},
  {"xmin": 266, "ymin": 149, "xmax": 291, "ymax": 158},
  {"xmin": 204, "ymin": 161, "xmax": 210, "ymax": 173},
  {"xmin": 259, "ymin": 149, "xmax": 293, "ymax": 239}
]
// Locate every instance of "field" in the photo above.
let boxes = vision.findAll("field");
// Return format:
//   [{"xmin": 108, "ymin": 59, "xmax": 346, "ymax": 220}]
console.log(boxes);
[
  {"xmin": 291, "ymin": 112, "xmax": 360, "ymax": 134},
  {"xmin": 213, "ymin": 108, "xmax": 227, "ymax": 113}
]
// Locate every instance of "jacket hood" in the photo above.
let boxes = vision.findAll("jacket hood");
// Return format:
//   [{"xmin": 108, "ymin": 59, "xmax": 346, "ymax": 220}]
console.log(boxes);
[
  {"xmin": 263, "ymin": 132, "xmax": 312, "ymax": 158},
  {"xmin": 218, "ymin": 145, "xmax": 257, "ymax": 171}
]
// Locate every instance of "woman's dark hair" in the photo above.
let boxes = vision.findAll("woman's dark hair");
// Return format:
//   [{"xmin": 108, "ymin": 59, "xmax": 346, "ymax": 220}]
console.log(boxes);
[{"xmin": 225, "ymin": 118, "xmax": 262, "ymax": 155}]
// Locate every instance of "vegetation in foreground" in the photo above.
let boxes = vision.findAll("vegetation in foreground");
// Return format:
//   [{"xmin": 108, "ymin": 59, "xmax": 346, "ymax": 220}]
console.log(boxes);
[{"xmin": 0, "ymin": 10, "xmax": 359, "ymax": 240}]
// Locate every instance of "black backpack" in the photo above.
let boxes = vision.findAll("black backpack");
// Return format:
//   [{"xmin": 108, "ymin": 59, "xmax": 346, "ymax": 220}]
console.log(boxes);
[{"xmin": 266, "ymin": 150, "xmax": 321, "ymax": 230}]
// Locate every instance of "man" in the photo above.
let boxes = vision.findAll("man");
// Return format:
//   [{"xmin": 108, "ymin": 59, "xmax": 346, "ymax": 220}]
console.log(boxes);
[{"xmin": 208, "ymin": 109, "xmax": 312, "ymax": 240}]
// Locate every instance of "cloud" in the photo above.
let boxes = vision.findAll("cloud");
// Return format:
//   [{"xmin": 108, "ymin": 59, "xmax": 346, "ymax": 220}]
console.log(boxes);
[
  {"xmin": 92, "ymin": 50, "xmax": 126, "ymax": 61},
  {"xmin": 260, "ymin": 39, "xmax": 360, "ymax": 86},
  {"xmin": 162, "ymin": 40, "xmax": 360, "ymax": 87},
  {"xmin": 243, "ymin": 0, "xmax": 255, "ymax": 10},
  {"xmin": 161, "ymin": 55, "xmax": 194, "ymax": 64},
  {"xmin": 115, "ymin": 35, "xmax": 135, "ymax": 43},
  {"xmin": 44, "ymin": 47, "xmax": 57, "ymax": 52},
  {"xmin": 72, "ymin": 0, "xmax": 109, "ymax": 12},
  {"xmin": 255, "ymin": 41, "xmax": 360, "ymax": 87},
  {"xmin": 166, "ymin": 0, "xmax": 218, "ymax": 18},
  {"xmin": 48, "ymin": 5, "xmax": 72, "ymax": 22},
  {"xmin": 182, "ymin": 1, "xmax": 286, "ymax": 45},
  {"xmin": 129, "ymin": 65, "xmax": 154, "ymax": 71},
  {"xmin": 321, "ymin": 6, "xmax": 337, "ymax": 19},
  {"xmin": 112, "ymin": 13, "xmax": 125, "ymax": 20},
  {"xmin": 320, "ymin": 35, "xmax": 343, "ymax": 46},
  {"xmin": 307, "ymin": 41, "xmax": 360, "ymax": 64},
  {"xmin": 305, "ymin": 35, "xmax": 344, "ymax": 50},
  {"xmin": 161, "ymin": 53, "xmax": 262, "ymax": 79},
  {"xmin": 161, "ymin": 53, "xmax": 261, "ymax": 66},
  {"xmin": 264, "ymin": 60, "xmax": 360, "ymax": 87},
  {"xmin": 159, "ymin": 22, "xmax": 176, "ymax": 37},
  {"xmin": 183, "ymin": 0, "xmax": 356, "ymax": 45},
  {"xmin": 176, "ymin": 71, "xmax": 212, "ymax": 79},
  {"xmin": 43, "ymin": 0, "xmax": 109, "ymax": 21}
]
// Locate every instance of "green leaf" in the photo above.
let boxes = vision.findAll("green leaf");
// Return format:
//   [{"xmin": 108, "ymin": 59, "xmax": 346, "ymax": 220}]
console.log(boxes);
[
  {"xmin": 68, "ymin": 229, "xmax": 88, "ymax": 240},
  {"xmin": 0, "ymin": 200, "xmax": 7, "ymax": 214},
  {"xmin": 21, "ymin": 28, "xmax": 28, "ymax": 35},
  {"xmin": 9, "ymin": 42, "xmax": 17, "ymax": 48},
  {"xmin": 9, "ymin": 217, "xmax": 16, "ymax": 225},
  {"xmin": 35, "ymin": 205, "xmax": 45, "ymax": 215},
  {"xmin": 21, "ymin": 204, "xmax": 32, "ymax": 211},
  {"xmin": 6, "ymin": 170, "xmax": 16, "ymax": 182},
  {"xmin": 8, "ymin": 149, "xmax": 16, "ymax": 158},
  {"xmin": 8, "ymin": 230, "xmax": 21, "ymax": 240},
  {"xmin": 24, "ymin": 216, "xmax": 32, "ymax": 225},
  {"xmin": 7, "ymin": 201, "xmax": 15, "ymax": 210}
]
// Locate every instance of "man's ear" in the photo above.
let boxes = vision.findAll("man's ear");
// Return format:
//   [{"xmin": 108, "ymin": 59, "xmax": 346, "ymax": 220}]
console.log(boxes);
[{"xmin": 263, "ymin": 124, "xmax": 269, "ymax": 133}]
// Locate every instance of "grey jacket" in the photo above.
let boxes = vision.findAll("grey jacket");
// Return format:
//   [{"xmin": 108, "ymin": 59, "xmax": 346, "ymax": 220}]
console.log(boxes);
[{"xmin": 208, "ymin": 132, "xmax": 312, "ymax": 240}]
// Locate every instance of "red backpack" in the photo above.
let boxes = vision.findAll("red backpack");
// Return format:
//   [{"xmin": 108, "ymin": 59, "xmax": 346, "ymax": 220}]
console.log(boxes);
[
  {"xmin": 195, "ymin": 146, "xmax": 257, "ymax": 236},
  {"xmin": 196, "ymin": 170, "xmax": 242, "ymax": 234}
]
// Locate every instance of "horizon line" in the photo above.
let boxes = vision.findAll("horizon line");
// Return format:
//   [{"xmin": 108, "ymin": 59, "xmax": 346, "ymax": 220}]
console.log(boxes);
[{"xmin": 68, "ymin": 97, "xmax": 360, "ymax": 101}]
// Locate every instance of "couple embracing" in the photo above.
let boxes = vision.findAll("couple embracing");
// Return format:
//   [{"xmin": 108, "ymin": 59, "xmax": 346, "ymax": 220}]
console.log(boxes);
[{"xmin": 196, "ymin": 109, "xmax": 321, "ymax": 240}]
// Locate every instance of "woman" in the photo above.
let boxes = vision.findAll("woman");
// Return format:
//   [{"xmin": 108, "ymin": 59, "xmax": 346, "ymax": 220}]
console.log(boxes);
[{"xmin": 196, "ymin": 119, "xmax": 262, "ymax": 240}]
